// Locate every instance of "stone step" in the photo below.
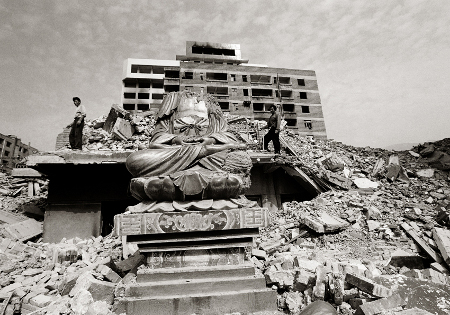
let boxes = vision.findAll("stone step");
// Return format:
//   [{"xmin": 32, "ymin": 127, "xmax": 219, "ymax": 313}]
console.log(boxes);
[
  {"xmin": 127, "ymin": 228, "xmax": 259, "ymax": 245},
  {"xmin": 137, "ymin": 263, "xmax": 255, "ymax": 283},
  {"xmin": 124, "ymin": 274, "xmax": 266, "ymax": 298},
  {"xmin": 138, "ymin": 238, "xmax": 253, "ymax": 252},
  {"xmin": 114, "ymin": 288, "xmax": 277, "ymax": 315}
]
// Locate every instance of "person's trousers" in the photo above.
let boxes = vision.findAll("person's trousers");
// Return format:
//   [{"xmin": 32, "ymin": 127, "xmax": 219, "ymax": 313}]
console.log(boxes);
[
  {"xmin": 69, "ymin": 118, "xmax": 84, "ymax": 150},
  {"xmin": 263, "ymin": 127, "xmax": 280, "ymax": 153}
]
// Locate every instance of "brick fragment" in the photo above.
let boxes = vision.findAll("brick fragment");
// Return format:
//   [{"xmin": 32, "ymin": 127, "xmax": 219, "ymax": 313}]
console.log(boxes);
[
  {"xmin": 345, "ymin": 273, "xmax": 392, "ymax": 298},
  {"xmin": 355, "ymin": 294, "xmax": 406, "ymax": 315}
]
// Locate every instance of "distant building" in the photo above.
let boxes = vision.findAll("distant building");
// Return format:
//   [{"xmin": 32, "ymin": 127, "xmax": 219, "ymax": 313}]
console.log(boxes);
[
  {"xmin": 0, "ymin": 133, "xmax": 39, "ymax": 173},
  {"xmin": 121, "ymin": 41, "xmax": 327, "ymax": 140}
]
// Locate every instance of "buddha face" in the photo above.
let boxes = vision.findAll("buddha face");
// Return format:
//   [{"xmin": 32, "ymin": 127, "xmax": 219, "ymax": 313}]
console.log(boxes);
[{"xmin": 173, "ymin": 97, "xmax": 210, "ymax": 137}]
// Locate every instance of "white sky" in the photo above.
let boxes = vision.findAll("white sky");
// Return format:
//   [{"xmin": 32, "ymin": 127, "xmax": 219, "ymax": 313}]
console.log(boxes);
[{"xmin": 0, "ymin": 0, "xmax": 449, "ymax": 151}]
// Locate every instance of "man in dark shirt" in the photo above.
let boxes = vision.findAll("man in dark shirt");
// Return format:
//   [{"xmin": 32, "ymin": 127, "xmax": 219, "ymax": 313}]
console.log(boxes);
[{"xmin": 263, "ymin": 104, "xmax": 281, "ymax": 154}]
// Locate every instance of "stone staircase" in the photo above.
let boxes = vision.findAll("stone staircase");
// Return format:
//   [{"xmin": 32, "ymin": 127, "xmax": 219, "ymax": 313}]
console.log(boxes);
[{"xmin": 113, "ymin": 208, "xmax": 277, "ymax": 314}]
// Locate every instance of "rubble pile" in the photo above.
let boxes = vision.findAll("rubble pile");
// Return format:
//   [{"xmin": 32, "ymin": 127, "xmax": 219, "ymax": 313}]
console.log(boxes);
[
  {"xmin": 251, "ymin": 137, "xmax": 450, "ymax": 314},
  {"xmin": 0, "ymin": 235, "xmax": 124, "ymax": 314},
  {"xmin": 5, "ymin": 101, "xmax": 450, "ymax": 314}
]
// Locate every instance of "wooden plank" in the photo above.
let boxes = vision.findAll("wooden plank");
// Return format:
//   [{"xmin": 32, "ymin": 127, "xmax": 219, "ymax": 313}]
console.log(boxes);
[
  {"xmin": 401, "ymin": 223, "xmax": 443, "ymax": 263},
  {"xmin": 433, "ymin": 227, "xmax": 450, "ymax": 267}
]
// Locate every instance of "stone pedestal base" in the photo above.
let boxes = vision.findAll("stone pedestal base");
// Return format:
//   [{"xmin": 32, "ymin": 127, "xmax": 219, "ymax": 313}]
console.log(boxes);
[{"xmin": 113, "ymin": 208, "xmax": 276, "ymax": 314}]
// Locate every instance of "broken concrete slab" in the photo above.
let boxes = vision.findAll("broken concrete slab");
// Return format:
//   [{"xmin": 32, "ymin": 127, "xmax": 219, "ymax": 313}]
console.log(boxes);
[
  {"xmin": 402, "ymin": 223, "xmax": 443, "ymax": 263},
  {"xmin": 355, "ymin": 293, "xmax": 405, "ymax": 315},
  {"xmin": 112, "ymin": 117, "xmax": 135, "ymax": 141},
  {"xmin": 3, "ymin": 218, "xmax": 42, "ymax": 242},
  {"xmin": 11, "ymin": 168, "xmax": 43, "ymax": 178},
  {"xmin": 345, "ymin": 273, "xmax": 392, "ymax": 298},
  {"xmin": 432, "ymin": 227, "xmax": 450, "ymax": 267}
]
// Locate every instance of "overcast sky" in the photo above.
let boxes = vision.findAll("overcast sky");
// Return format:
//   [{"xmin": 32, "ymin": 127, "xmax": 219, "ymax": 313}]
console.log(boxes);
[{"xmin": 1, "ymin": 0, "xmax": 449, "ymax": 151}]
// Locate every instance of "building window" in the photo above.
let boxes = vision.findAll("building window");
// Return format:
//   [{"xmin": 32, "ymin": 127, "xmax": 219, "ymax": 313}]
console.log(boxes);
[
  {"xmin": 4, "ymin": 151, "xmax": 9, "ymax": 157},
  {"xmin": 230, "ymin": 74, "xmax": 236, "ymax": 82},
  {"xmin": 23, "ymin": 149, "xmax": 28, "ymax": 154},
  {"xmin": 137, "ymin": 104, "xmax": 149, "ymax": 111},
  {"xmin": 286, "ymin": 119, "xmax": 297, "ymax": 127},
  {"xmin": 2, "ymin": 160, "xmax": 7, "ymax": 165},
  {"xmin": 182, "ymin": 72, "xmax": 193, "ymax": 79},
  {"xmin": 124, "ymin": 93, "xmax": 135, "ymax": 99},
  {"xmin": 123, "ymin": 104, "xmax": 135, "ymax": 110},
  {"xmin": 206, "ymin": 73, "xmax": 227, "ymax": 81},
  {"xmin": 253, "ymin": 103, "xmax": 264, "ymax": 111},
  {"xmin": 138, "ymin": 93, "xmax": 150, "ymax": 99},
  {"xmin": 165, "ymin": 85, "xmax": 179, "ymax": 93},
  {"xmin": 0, "ymin": 139, "xmax": 3, "ymax": 145},
  {"xmin": 301, "ymin": 106, "xmax": 310, "ymax": 113},
  {"xmin": 123, "ymin": 79, "xmax": 136, "ymax": 88},
  {"xmin": 219, "ymin": 102, "xmax": 230, "ymax": 111},
  {"xmin": 165, "ymin": 70, "xmax": 179, "ymax": 79},
  {"xmin": 283, "ymin": 104, "xmax": 295, "ymax": 112},
  {"xmin": 6, "ymin": 142, "xmax": 11, "ymax": 148},
  {"xmin": 252, "ymin": 89, "xmax": 272, "ymax": 97},
  {"xmin": 300, "ymin": 92, "xmax": 307, "ymax": 99},
  {"xmin": 242, "ymin": 75, "xmax": 248, "ymax": 82},
  {"xmin": 273, "ymin": 77, "xmax": 277, "ymax": 84},
  {"xmin": 304, "ymin": 120, "xmax": 312, "ymax": 129},
  {"xmin": 152, "ymin": 93, "xmax": 164, "ymax": 100},
  {"xmin": 243, "ymin": 89, "xmax": 248, "ymax": 96},
  {"xmin": 233, "ymin": 103, "xmax": 239, "ymax": 111},
  {"xmin": 184, "ymin": 86, "xmax": 193, "ymax": 91},
  {"xmin": 152, "ymin": 81, "xmax": 164, "ymax": 89},
  {"xmin": 138, "ymin": 80, "xmax": 150, "ymax": 88},
  {"xmin": 279, "ymin": 77, "xmax": 291, "ymax": 84},
  {"xmin": 297, "ymin": 79, "xmax": 305, "ymax": 86}
]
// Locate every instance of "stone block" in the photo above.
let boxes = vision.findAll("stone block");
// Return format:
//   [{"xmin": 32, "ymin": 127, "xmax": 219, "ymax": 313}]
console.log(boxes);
[
  {"xmin": 97, "ymin": 265, "xmax": 121, "ymax": 283},
  {"xmin": 29, "ymin": 294, "xmax": 53, "ymax": 308},
  {"xmin": 433, "ymin": 227, "xmax": 450, "ymax": 267},
  {"xmin": 388, "ymin": 249, "xmax": 427, "ymax": 269},
  {"xmin": 345, "ymin": 273, "xmax": 392, "ymax": 298},
  {"xmin": 421, "ymin": 268, "xmax": 448, "ymax": 285},
  {"xmin": 264, "ymin": 270, "xmax": 294, "ymax": 288},
  {"xmin": 112, "ymin": 117, "xmax": 135, "ymax": 141},
  {"xmin": 293, "ymin": 258, "xmax": 321, "ymax": 273},
  {"xmin": 355, "ymin": 294, "xmax": 406, "ymax": 315}
]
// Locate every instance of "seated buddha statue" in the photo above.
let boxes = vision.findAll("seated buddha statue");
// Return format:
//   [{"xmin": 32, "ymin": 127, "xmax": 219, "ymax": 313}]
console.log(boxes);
[{"xmin": 125, "ymin": 91, "xmax": 253, "ymax": 210}]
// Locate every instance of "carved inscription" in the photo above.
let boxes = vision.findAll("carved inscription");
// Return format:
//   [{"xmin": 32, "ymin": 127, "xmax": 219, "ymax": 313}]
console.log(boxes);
[
  {"xmin": 118, "ymin": 215, "xmax": 142, "ymax": 235},
  {"xmin": 158, "ymin": 212, "xmax": 228, "ymax": 233},
  {"xmin": 243, "ymin": 208, "xmax": 264, "ymax": 228}
]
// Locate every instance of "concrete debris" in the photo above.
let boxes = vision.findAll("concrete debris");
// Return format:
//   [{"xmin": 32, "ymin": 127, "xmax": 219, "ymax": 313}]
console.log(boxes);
[{"xmin": 5, "ymin": 110, "xmax": 450, "ymax": 314}]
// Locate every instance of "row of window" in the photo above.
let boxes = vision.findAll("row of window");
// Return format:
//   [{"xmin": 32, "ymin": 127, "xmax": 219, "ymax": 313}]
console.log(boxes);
[
  {"xmin": 182, "ymin": 72, "xmax": 307, "ymax": 86},
  {"xmin": 0, "ymin": 139, "xmax": 29, "ymax": 155},
  {"xmin": 123, "ymin": 89, "xmax": 308, "ymax": 100},
  {"xmin": 123, "ymin": 102, "xmax": 312, "ymax": 115},
  {"xmin": 127, "ymin": 67, "xmax": 309, "ymax": 86}
]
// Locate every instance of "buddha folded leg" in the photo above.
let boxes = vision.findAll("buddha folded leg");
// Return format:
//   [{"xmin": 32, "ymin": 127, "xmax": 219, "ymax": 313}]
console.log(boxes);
[{"xmin": 129, "ymin": 169, "xmax": 244, "ymax": 201}]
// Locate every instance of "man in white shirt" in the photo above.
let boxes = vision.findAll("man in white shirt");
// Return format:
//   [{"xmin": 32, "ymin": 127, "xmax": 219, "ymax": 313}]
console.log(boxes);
[{"xmin": 68, "ymin": 97, "xmax": 86, "ymax": 150}]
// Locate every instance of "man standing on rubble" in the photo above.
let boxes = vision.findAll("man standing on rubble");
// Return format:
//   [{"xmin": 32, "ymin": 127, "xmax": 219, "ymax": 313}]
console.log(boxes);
[
  {"xmin": 263, "ymin": 104, "xmax": 281, "ymax": 154},
  {"xmin": 67, "ymin": 97, "xmax": 86, "ymax": 150}
]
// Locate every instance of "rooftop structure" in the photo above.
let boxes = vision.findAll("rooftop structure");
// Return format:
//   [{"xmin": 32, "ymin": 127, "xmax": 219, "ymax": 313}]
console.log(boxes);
[{"xmin": 122, "ymin": 41, "xmax": 327, "ymax": 139}]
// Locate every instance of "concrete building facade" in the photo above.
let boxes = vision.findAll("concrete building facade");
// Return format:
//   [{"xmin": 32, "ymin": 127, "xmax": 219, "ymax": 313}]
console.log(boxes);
[
  {"xmin": 0, "ymin": 133, "xmax": 38, "ymax": 173},
  {"xmin": 121, "ymin": 41, "xmax": 327, "ymax": 139}
]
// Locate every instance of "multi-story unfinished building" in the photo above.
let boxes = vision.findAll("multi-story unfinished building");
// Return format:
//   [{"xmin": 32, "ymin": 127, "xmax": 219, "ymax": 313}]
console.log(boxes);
[
  {"xmin": 0, "ymin": 133, "xmax": 39, "ymax": 173},
  {"xmin": 121, "ymin": 41, "xmax": 327, "ymax": 139}
]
